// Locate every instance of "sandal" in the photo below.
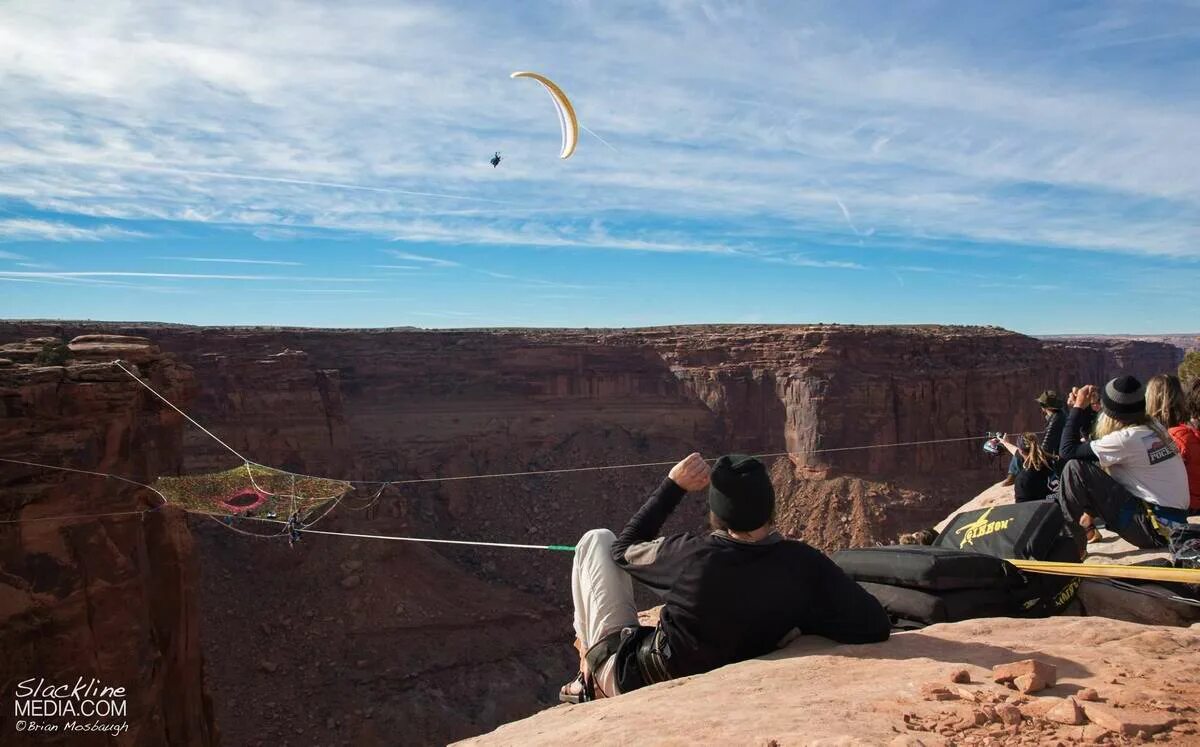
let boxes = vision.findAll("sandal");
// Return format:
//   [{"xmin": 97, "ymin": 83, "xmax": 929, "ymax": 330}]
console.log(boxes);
[{"xmin": 559, "ymin": 671, "xmax": 589, "ymax": 704}]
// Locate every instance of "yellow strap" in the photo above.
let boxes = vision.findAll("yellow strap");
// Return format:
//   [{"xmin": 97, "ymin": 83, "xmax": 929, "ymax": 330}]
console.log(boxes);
[{"xmin": 1010, "ymin": 558, "xmax": 1200, "ymax": 584}]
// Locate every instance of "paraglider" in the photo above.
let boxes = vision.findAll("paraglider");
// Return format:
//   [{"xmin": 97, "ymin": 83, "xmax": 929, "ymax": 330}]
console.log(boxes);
[
  {"xmin": 490, "ymin": 151, "xmax": 502, "ymax": 168},
  {"xmin": 510, "ymin": 71, "xmax": 578, "ymax": 160}
]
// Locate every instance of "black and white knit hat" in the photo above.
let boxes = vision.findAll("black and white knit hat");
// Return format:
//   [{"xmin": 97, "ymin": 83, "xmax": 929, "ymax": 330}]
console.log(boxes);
[{"xmin": 1100, "ymin": 375, "xmax": 1145, "ymax": 417}]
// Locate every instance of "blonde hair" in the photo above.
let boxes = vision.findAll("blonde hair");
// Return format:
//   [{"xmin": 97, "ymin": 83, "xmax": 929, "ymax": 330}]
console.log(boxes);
[
  {"xmin": 1189, "ymin": 378, "xmax": 1200, "ymax": 427},
  {"xmin": 1093, "ymin": 410, "xmax": 1173, "ymax": 446},
  {"xmin": 1021, "ymin": 432, "xmax": 1053, "ymax": 472},
  {"xmin": 1146, "ymin": 374, "xmax": 1188, "ymax": 429}
]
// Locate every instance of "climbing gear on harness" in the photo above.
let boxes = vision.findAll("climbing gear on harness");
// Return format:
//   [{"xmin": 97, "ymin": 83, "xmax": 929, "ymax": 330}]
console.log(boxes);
[{"xmin": 286, "ymin": 512, "xmax": 303, "ymax": 547}]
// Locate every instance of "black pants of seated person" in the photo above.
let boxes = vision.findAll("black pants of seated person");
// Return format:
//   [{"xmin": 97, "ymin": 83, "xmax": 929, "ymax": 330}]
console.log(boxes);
[{"xmin": 1057, "ymin": 460, "xmax": 1168, "ymax": 552}]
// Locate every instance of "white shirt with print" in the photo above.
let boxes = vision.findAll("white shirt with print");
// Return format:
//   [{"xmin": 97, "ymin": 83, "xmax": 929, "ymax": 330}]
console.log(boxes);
[{"xmin": 1090, "ymin": 425, "xmax": 1189, "ymax": 510}]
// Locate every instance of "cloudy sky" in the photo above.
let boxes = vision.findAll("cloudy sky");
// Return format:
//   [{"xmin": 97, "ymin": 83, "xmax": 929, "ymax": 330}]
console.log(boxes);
[{"xmin": 1, "ymin": 0, "xmax": 1197, "ymax": 332}]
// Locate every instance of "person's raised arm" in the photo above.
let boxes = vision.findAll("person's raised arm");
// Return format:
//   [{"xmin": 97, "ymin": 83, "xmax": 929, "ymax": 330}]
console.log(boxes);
[
  {"xmin": 1059, "ymin": 385, "xmax": 1099, "ymax": 462},
  {"xmin": 611, "ymin": 453, "xmax": 709, "ymax": 593},
  {"xmin": 998, "ymin": 434, "xmax": 1024, "ymax": 458}
]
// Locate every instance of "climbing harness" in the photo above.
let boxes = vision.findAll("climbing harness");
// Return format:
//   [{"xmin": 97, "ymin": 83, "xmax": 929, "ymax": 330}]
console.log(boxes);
[{"xmin": 285, "ymin": 512, "xmax": 303, "ymax": 547}]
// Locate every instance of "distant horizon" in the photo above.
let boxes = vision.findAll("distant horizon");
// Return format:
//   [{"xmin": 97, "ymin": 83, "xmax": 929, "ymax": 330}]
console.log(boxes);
[
  {"xmin": 2, "ymin": 316, "xmax": 1197, "ymax": 339},
  {"xmin": 2, "ymin": 2, "xmax": 1197, "ymax": 329}
]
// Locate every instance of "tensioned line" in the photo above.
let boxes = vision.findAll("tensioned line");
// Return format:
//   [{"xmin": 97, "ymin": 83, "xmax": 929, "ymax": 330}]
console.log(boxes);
[
  {"xmin": 114, "ymin": 360, "xmax": 253, "ymax": 464},
  {"xmin": 5, "ymin": 459, "xmax": 1200, "ymax": 591},
  {"xmin": 6, "ymin": 455, "xmax": 1200, "ymax": 591},
  {"xmin": 2, "ymin": 361, "xmax": 1009, "ymax": 555},
  {"xmin": 0, "ymin": 456, "xmax": 572, "ymax": 550},
  {"xmin": 111, "ymin": 359, "xmax": 989, "ymax": 488}
]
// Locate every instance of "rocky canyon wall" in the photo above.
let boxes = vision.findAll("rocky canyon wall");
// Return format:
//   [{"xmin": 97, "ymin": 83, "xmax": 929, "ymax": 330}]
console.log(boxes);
[
  {"xmin": 0, "ymin": 334, "xmax": 215, "ymax": 746},
  {"xmin": 0, "ymin": 321, "xmax": 1182, "ymax": 745},
  {"xmin": 0, "ymin": 322, "xmax": 1179, "ymax": 557}
]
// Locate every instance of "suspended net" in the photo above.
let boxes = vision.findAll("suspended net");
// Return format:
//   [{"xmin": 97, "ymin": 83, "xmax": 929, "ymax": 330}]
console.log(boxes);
[{"xmin": 152, "ymin": 464, "xmax": 351, "ymax": 519}]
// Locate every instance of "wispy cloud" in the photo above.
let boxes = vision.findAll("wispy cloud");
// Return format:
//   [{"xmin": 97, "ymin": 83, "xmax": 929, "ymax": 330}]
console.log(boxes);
[
  {"xmin": 18, "ymin": 157, "xmax": 513, "ymax": 205},
  {"xmin": 475, "ymin": 269, "xmax": 590, "ymax": 289},
  {"xmin": 250, "ymin": 288, "xmax": 379, "ymax": 294},
  {"xmin": 0, "ymin": 219, "xmax": 146, "ymax": 242},
  {"xmin": 763, "ymin": 255, "xmax": 866, "ymax": 270},
  {"xmin": 382, "ymin": 250, "xmax": 461, "ymax": 268},
  {"xmin": 0, "ymin": 271, "xmax": 373, "ymax": 282},
  {"xmin": 0, "ymin": 250, "xmax": 27, "ymax": 260},
  {"xmin": 155, "ymin": 256, "xmax": 304, "ymax": 266},
  {"xmin": 384, "ymin": 219, "xmax": 739, "ymax": 255},
  {"xmin": 0, "ymin": 0, "xmax": 1197, "ymax": 337},
  {"xmin": 1, "ymin": 0, "xmax": 1193, "ymax": 263}
]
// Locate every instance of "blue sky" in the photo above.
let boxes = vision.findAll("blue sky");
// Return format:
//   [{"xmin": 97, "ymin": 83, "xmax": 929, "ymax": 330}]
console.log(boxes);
[{"xmin": 0, "ymin": 0, "xmax": 1197, "ymax": 332}]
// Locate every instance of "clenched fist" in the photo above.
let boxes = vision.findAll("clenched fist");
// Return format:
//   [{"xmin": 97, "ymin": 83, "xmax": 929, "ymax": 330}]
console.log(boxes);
[
  {"xmin": 1069, "ymin": 385, "xmax": 1100, "ymax": 411},
  {"xmin": 668, "ymin": 452, "xmax": 711, "ymax": 492}
]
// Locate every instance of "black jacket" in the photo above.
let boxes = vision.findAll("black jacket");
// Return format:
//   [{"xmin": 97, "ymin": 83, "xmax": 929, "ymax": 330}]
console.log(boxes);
[
  {"xmin": 1059, "ymin": 407, "xmax": 1099, "ymax": 462},
  {"xmin": 1042, "ymin": 409, "xmax": 1066, "ymax": 457},
  {"xmin": 611, "ymin": 479, "xmax": 891, "ymax": 678}
]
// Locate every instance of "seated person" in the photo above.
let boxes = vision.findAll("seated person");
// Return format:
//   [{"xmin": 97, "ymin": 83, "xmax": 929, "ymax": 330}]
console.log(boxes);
[
  {"xmin": 1057, "ymin": 377, "xmax": 1190, "ymax": 551},
  {"xmin": 998, "ymin": 431, "xmax": 1056, "ymax": 502},
  {"xmin": 563, "ymin": 453, "xmax": 890, "ymax": 701},
  {"xmin": 1145, "ymin": 374, "xmax": 1200, "ymax": 514},
  {"xmin": 1002, "ymin": 390, "xmax": 1065, "ymax": 486}
]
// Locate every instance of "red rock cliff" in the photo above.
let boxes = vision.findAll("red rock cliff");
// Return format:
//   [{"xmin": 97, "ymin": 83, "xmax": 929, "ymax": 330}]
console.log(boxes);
[
  {"xmin": 0, "ymin": 335, "xmax": 215, "ymax": 746},
  {"xmin": 0, "ymin": 322, "xmax": 1183, "ymax": 745},
  {"xmin": 0, "ymin": 322, "xmax": 1179, "ymax": 553}
]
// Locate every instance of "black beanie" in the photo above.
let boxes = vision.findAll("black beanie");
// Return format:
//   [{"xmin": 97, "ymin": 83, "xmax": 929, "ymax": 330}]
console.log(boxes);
[
  {"xmin": 1100, "ymin": 375, "xmax": 1145, "ymax": 417},
  {"xmin": 707, "ymin": 454, "xmax": 775, "ymax": 532}
]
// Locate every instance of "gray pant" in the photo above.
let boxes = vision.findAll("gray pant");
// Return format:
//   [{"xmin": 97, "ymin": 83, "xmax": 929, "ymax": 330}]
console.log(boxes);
[
  {"xmin": 571, "ymin": 529, "xmax": 638, "ymax": 696},
  {"xmin": 1057, "ymin": 460, "xmax": 1168, "ymax": 552}
]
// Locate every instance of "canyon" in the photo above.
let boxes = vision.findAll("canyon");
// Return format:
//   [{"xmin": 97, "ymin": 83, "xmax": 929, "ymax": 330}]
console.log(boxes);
[
  {"xmin": 0, "ymin": 322, "xmax": 1184, "ymax": 745},
  {"xmin": 0, "ymin": 336, "xmax": 213, "ymax": 746},
  {"xmin": 1043, "ymin": 334, "xmax": 1200, "ymax": 354}
]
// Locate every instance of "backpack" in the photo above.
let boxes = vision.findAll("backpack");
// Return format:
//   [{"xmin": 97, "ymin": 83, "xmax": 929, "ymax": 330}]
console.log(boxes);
[
  {"xmin": 833, "ymin": 501, "xmax": 1081, "ymax": 627},
  {"xmin": 935, "ymin": 501, "xmax": 1081, "ymax": 617}
]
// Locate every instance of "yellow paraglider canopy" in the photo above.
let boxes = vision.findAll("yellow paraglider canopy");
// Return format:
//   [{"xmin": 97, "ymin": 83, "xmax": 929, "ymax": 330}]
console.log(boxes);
[{"xmin": 511, "ymin": 71, "xmax": 579, "ymax": 159}]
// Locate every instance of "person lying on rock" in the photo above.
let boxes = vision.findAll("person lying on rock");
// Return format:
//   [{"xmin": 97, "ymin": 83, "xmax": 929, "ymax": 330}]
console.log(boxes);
[
  {"xmin": 561, "ymin": 453, "xmax": 891, "ymax": 703},
  {"xmin": 1057, "ymin": 376, "xmax": 1190, "ymax": 551}
]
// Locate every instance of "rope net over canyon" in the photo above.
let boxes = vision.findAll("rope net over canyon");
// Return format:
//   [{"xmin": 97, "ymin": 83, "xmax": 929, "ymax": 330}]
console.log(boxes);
[{"xmin": 151, "ymin": 464, "xmax": 351, "ymax": 519}]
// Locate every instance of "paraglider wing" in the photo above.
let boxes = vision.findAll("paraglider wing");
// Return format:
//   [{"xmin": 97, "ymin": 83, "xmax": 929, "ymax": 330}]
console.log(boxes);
[{"xmin": 510, "ymin": 71, "xmax": 578, "ymax": 159}]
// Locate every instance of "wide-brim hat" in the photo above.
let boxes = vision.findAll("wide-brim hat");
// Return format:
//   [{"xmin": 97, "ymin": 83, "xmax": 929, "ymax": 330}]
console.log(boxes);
[{"xmin": 1035, "ymin": 390, "xmax": 1064, "ymax": 410}]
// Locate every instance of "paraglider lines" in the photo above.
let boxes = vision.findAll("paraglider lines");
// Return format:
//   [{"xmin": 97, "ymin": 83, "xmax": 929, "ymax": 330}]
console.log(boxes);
[{"xmin": 580, "ymin": 124, "xmax": 619, "ymax": 153}]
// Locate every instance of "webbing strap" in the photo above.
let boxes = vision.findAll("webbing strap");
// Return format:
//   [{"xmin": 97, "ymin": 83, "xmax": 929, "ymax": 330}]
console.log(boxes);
[{"xmin": 1010, "ymin": 558, "xmax": 1200, "ymax": 584}]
